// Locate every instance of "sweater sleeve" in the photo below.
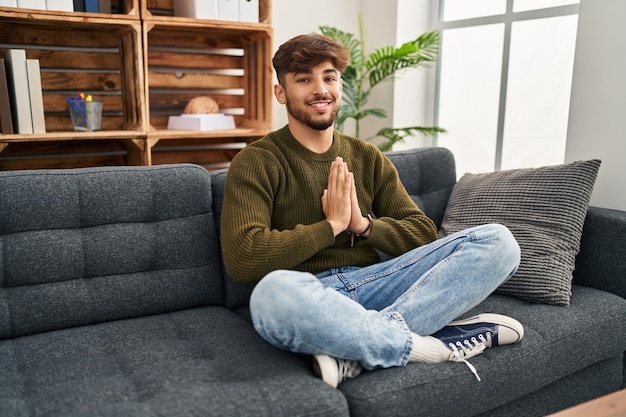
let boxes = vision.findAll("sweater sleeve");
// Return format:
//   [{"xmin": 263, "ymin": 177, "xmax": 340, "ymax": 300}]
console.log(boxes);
[{"xmin": 220, "ymin": 148, "xmax": 335, "ymax": 284}]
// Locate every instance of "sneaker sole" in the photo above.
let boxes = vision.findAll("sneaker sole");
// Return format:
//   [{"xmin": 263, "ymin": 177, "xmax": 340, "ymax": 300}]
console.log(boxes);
[
  {"xmin": 312, "ymin": 354, "xmax": 339, "ymax": 388},
  {"xmin": 447, "ymin": 313, "xmax": 524, "ymax": 344}
]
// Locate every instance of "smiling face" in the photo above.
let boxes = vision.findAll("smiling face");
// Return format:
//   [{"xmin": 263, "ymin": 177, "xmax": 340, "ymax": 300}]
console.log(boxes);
[{"xmin": 274, "ymin": 61, "xmax": 342, "ymax": 132}]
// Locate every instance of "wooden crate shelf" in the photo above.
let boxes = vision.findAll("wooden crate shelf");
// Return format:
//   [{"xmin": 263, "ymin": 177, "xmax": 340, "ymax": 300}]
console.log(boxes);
[
  {"xmin": 142, "ymin": 20, "xmax": 273, "ymax": 162},
  {"xmin": 144, "ymin": 22, "xmax": 273, "ymax": 130},
  {"xmin": 0, "ymin": 0, "xmax": 139, "ymax": 19},
  {"xmin": 0, "ymin": 0, "xmax": 272, "ymax": 170},
  {"xmin": 0, "ymin": 139, "xmax": 129, "ymax": 171},
  {"xmin": 0, "ymin": 12, "xmax": 145, "ymax": 134},
  {"xmin": 150, "ymin": 137, "xmax": 247, "ymax": 170},
  {"xmin": 141, "ymin": 0, "xmax": 271, "ymax": 25}
]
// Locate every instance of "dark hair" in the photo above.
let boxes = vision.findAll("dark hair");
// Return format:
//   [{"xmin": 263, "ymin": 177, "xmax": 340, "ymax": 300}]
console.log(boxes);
[{"xmin": 272, "ymin": 34, "xmax": 350, "ymax": 85}]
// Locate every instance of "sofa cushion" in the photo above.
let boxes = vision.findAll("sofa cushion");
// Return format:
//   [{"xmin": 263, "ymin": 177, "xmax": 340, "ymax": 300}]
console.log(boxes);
[
  {"xmin": 338, "ymin": 285, "xmax": 626, "ymax": 417},
  {"xmin": 439, "ymin": 159, "xmax": 601, "ymax": 305},
  {"xmin": 0, "ymin": 165, "xmax": 224, "ymax": 339},
  {"xmin": 475, "ymin": 356, "xmax": 623, "ymax": 417},
  {"xmin": 0, "ymin": 307, "xmax": 349, "ymax": 417}
]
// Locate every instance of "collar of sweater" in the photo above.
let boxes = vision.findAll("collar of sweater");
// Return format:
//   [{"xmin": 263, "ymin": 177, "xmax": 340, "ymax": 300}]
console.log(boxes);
[{"xmin": 277, "ymin": 125, "xmax": 343, "ymax": 162}]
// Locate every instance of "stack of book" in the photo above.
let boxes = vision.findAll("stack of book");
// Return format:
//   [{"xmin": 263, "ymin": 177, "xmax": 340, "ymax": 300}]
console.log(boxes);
[
  {"xmin": 1, "ymin": 49, "xmax": 46, "ymax": 134},
  {"xmin": 73, "ymin": 0, "xmax": 111, "ymax": 13},
  {"xmin": 0, "ymin": 0, "xmax": 111, "ymax": 13},
  {"xmin": 173, "ymin": 0, "xmax": 259, "ymax": 23}
]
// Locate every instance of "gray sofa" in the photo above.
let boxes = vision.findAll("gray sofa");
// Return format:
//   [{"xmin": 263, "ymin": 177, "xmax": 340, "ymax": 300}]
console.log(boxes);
[{"xmin": 1, "ymin": 147, "xmax": 625, "ymax": 417}]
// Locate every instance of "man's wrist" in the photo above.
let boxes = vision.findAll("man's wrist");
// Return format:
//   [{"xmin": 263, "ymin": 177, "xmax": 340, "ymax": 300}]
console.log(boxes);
[
  {"xmin": 353, "ymin": 214, "xmax": 373, "ymax": 237},
  {"xmin": 348, "ymin": 214, "xmax": 372, "ymax": 247}
]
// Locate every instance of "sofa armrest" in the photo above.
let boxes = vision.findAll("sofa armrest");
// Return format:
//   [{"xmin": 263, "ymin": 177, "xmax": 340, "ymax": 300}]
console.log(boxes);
[{"xmin": 573, "ymin": 206, "xmax": 626, "ymax": 299}]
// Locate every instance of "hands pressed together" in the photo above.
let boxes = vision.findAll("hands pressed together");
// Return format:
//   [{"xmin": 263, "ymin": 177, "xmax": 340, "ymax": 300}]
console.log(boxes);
[{"xmin": 321, "ymin": 157, "xmax": 371, "ymax": 238}]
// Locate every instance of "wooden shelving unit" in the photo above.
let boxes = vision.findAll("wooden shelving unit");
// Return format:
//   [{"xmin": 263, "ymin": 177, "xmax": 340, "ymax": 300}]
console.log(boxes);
[{"xmin": 0, "ymin": 0, "xmax": 273, "ymax": 170}]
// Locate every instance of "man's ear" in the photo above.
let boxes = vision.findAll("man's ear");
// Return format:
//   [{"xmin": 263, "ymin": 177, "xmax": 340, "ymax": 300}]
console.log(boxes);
[{"xmin": 274, "ymin": 83, "xmax": 286, "ymax": 104}]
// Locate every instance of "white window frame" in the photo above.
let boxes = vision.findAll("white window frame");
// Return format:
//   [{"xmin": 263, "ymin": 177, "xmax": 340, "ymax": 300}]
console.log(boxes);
[{"xmin": 432, "ymin": 0, "xmax": 579, "ymax": 171}]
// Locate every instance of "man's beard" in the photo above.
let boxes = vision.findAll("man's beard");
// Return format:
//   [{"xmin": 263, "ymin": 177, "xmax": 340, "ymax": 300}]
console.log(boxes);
[{"xmin": 285, "ymin": 96, "xmax": 339, "ymax": 131}]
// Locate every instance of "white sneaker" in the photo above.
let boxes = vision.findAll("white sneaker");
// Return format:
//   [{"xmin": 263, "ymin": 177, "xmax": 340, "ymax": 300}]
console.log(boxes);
[{"xmin": 312, "ymin": 355, "xmax": 362, "ymax": 388}]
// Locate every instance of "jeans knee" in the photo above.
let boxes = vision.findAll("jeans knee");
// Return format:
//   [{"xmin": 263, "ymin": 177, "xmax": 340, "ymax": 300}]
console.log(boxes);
[
  {"xmin": 250, "ymin": 270, "xmax": 290, "ymax": 317},
  {"xmin": 249, "ymin": 270, "xmax": 317, "ymax": 331},
  {"xmin": 488, "ymin": 223, "xmax": 521, "ymax": 271}
]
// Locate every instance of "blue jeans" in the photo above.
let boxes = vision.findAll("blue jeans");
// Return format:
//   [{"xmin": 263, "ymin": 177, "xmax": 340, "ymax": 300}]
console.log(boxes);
[{"xmin": 249, "ymin": 223, "xmax": 520, "ymax": 370}]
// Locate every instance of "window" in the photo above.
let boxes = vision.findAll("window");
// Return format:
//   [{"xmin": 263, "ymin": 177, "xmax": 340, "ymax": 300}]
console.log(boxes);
[{"xmin": 434, "ymin": 0, "xmax": 579, "ymax": 176}]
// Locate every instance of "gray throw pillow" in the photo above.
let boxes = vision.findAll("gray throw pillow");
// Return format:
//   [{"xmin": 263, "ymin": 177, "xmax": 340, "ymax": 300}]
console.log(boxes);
[{"xmin": 439, "ymin": 159, "xmax": 601, "ymax": 306}]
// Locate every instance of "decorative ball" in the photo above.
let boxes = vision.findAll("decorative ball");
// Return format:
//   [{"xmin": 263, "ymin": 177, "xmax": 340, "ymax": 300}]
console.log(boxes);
[{"xmin": 184, "ymin": 96, "xmax": 220, "ymax": 114}]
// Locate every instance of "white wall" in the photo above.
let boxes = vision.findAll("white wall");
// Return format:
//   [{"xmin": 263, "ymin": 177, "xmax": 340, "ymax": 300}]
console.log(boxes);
[
  {"xmin": 271, "ymin": 0, "xmax": 361, "ymax": 130},
  {"xmin": 565, "ymin": 0, "xmax": 626, "ymax": 211},
  {"xmin": 355, "ymin": 0, "xmax": 397, "ymax": 145},
  {"xmin": 271, "ymin": 0, "xmax": 433, "ymax": 146},
  {"xmin": 391, "ymin": 0, "xmax": 436, "ymax": 150}
]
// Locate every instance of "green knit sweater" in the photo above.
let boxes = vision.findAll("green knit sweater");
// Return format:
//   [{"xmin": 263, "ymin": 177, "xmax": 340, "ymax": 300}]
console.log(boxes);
[{"xmin": 220, "ymin": 125, "xmax": 437, "ymax": 284}]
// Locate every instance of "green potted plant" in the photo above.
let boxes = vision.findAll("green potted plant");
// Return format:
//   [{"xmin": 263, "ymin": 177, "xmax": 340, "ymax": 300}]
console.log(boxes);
[{"xmin": 319, "ymin": 16, "xmax": 445, "ymax": 151}]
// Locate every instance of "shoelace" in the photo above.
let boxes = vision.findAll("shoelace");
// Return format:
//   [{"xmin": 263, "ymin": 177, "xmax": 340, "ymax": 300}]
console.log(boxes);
[
  {"xmin": 476, "ymin": 332, "xmax": 493, "ymax": 348},
  {"xmin": 337, "ymin": 359, "xmax": 363, "ymax": 384},
  {"xmin": 447, "ymin": 341, "xmax": 486, "ymax": 381}
]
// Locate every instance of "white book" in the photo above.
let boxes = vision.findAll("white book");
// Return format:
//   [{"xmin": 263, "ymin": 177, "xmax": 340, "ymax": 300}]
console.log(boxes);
[
  {"xmin": 4, "ymin": 49, "xmax": 33, "ymax": 134},
  {"xmin": 26, "ymin": 59, "xmax": 46, "ymax": 134},
  {"xmin": 45, "ymin": 0, "xmax": 73, "ymax": 11},
  {"xmin": 17, "ymin": 0, "xmax": 46, "ymax": 9},
  {"xmin": 238, "ymin": 0, "xmax": 258, "ymax": 23},
  {"xmin": 173, "ymin": 0, "xmax": 218, "ymax": 19},
  {"xmin": 0, "ymin": 0, "xmax": 18, "ymax": 7},
  {"xmin": 217, "ymin": 0, "xmax": 238, "ymax": 21}
]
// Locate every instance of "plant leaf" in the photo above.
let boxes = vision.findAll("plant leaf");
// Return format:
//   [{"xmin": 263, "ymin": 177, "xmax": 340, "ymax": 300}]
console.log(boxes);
[
  {"xmin": 367, "ymin": 30, "xmax": 440, "ymax": 88},
  {"xmin": 318, "ymin": 26, "xmax": 363, "ymax": 69},
  {"xmin": 376, "ymin": 126, "xmax": 446, "ymax": 151}
]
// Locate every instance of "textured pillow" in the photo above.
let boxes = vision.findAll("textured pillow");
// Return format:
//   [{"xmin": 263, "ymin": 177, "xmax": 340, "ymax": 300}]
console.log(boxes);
[{"xmin": 439, "ymin": 159, "xmax": 601, "ymax": 306}]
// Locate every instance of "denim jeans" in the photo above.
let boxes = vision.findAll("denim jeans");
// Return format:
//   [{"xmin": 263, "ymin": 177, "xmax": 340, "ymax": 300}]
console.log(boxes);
[{"xmin": 249, "ymin": 223, "xmax": 520, "ymax": 370}]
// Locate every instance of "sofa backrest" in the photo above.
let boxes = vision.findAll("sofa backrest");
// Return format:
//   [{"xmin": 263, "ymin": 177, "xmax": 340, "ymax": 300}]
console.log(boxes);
[
  {"xmin": 212, "ymin": 146, "xmax": 458, "ymax": 310},
  {"xmin": 210, "ymin": 168, "xmax": 250, "ymax": 310},
  {"xmin": 0, "ymin": 164, "xmax": 224, "ymax": 339},
  {"xmin": 384, "ymin": 147, "xmax": 456, "ymax": 229}
]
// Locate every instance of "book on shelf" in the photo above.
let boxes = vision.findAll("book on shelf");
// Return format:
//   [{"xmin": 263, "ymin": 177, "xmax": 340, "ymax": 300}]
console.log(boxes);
[
  {"xmin": 3, "ymin": 49, "xmax": 33, "ymax": 134},
  {"xmin": 238, "ymin": 0, "xmax": 258, "ymax": 23},
  {"xmin": 84, "ymin": 0, "xmax": 97, "ymax": 12},
  {"xmin": 98, "ymin": 0, "xmax": 110, "ymax": 13},
  {"xmin": 218, "ymin": 0, "xmax": 238, "ymax": 21},
  {"xmin": 16, "ymin": 0, "xmax": 46, "ymax": 9},
  {"xmin": 26, "ymin": 59, "xmax": 46, "ymax": 134},
  {"xmin": 5, "ymin": 0, "xmax": 74, "ymax": 9},
  {"xmin": 80, "ymin": 0, "xmax": 111, "ymax": 14},
  {"xmin": 173, "ymin": 0, "xmax": 218, "ymax": 19},
  {"xmin": 46, "ymin": 0, "xmax": 74, "ymax": 11},
  {"xmin": 171, "ymin": 0, "xmax": 258, "ymax": 22},
  {"xmin": 0, "ymin": 58, "xmax": 14, "ymax": 134}
]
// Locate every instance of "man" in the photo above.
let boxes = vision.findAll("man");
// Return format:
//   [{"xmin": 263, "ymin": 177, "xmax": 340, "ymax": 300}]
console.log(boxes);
[{"xmin": 220, "ymin": 34, "xmax": 523, "ymax": 387}]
